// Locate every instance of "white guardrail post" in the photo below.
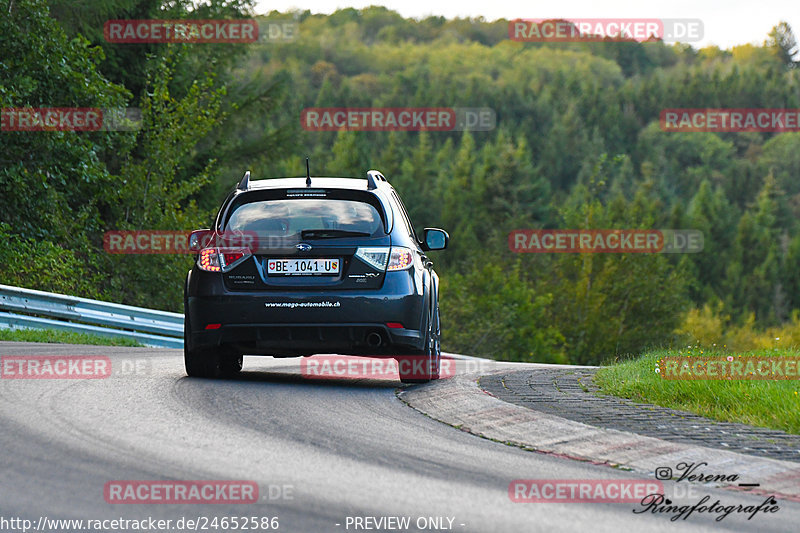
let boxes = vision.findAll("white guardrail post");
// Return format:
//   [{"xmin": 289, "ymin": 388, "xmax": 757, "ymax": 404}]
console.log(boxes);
[{"xmin": 0, "ymin": 284, "xmax": 184, "ymax": 349}]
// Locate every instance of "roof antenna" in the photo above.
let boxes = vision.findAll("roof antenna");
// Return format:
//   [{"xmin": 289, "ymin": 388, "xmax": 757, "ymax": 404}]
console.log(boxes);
[{"xmin": 305, "ymin": 157, "xmax": 311, "ymax": 187}]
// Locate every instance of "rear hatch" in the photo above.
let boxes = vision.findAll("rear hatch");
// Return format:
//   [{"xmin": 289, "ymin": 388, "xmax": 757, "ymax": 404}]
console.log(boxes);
[{"xmin": 219, "ymin": 188, "xmax": 392, "ymax": 291}]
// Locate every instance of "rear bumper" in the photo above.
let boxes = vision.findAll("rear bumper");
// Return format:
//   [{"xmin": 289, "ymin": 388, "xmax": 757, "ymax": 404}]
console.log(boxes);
[
  {"xmin": 186, "ymin": 269, "xmax": 426, "ymax": 356},
  {"xmin": 189, "ymin": 322, "xmax": 422, "ymax": 356}
]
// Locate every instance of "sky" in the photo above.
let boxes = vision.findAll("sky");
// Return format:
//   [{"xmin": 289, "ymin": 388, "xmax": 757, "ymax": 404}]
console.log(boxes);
[{"xmin": 254, "ymin": 0, "xmax": 798, "ymax": 50}]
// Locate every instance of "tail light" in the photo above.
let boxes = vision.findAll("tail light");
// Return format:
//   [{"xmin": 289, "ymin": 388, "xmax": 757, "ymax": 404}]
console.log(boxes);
[
  {"xmin": 197, "ymin": 248, "xmax": 251, "ymax": 272},
  {"xmin": 354, "ymin": 247, "xmax": 389, "ymax": 270},
  {"xmin": 354, "ymin": 247, "xmax": 413, "ymax": 271},
  {"xmin": 387, "ymin": 247, "xmax": 413, "ymax": 271}
]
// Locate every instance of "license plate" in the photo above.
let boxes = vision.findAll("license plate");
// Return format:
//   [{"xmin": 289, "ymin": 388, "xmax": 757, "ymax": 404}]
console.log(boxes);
[{"xmin": 267, "ymin": 258, "xmax": 340, "ymax": 276}]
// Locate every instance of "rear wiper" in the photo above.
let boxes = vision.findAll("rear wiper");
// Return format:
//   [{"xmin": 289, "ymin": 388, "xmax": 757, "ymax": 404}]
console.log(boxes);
[{"xmin": 300, "ymin": 229, "xmax": 371, "ymax": 239}]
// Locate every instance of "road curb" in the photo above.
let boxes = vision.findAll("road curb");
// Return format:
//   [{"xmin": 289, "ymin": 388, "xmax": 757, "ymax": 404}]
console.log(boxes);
[{"xmin": 398, "ymin": 370, "xmax": 800, "ymax": 502}]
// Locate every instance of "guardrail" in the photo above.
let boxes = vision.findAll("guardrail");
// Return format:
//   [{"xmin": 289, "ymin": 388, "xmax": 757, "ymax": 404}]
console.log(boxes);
[{"xmin": 0, "ymin": 284, "xmax": 183, "ymax": 349}]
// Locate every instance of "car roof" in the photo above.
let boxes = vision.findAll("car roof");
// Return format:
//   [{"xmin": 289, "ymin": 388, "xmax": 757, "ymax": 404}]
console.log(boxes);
[{"xmin": 247, "ymin": 177, "xmax": 371, "ymax": 190}]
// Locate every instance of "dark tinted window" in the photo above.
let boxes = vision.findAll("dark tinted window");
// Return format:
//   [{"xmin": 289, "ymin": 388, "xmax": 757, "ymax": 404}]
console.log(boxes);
[{"xmin": 225, "ymin": 198, "xmax": 384, "ymax": 238}]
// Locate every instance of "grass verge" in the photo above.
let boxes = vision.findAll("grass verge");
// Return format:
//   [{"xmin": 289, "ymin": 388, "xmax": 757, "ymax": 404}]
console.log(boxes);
[
  {"xmin": 0, "ymin": 328, "xmax": 143, "ymax": 347},
  {"xmin": 594, "ymin": 349, "xmax": 800, "ymax": 435}
]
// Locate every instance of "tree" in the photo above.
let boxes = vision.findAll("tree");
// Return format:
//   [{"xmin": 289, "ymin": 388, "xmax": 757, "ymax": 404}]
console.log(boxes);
[
  {"xmin": 723, "ymin": 175, "xmax": 790, "ymax": 325},
  {"xmin": 102, "ymin": 49, "xmax": 228, "ymax": 310},
  {"xmin": 440, "ymin": 263, "xmax": 565, "ymax": 362},
  {"xmin": 765, "ymin": 22, "xmax": 799, "ymax": 69},
  {"xmin": 327, "ymin": 131, "xmax": 364, "ymax": 176},
  {"xmin": 0, "ymin": 0, "xmax": 129, "ymax": 244},
  {"xmin": 547, "ymin": 156, "xmax": 690, "ymax": 364},
  {"xmin": 685, "ymin": 180, "xmax": 737, "ymax": 303},
  {"xmin": 438, "ymin": 132, "xmax": 481, "ymax": 269}
]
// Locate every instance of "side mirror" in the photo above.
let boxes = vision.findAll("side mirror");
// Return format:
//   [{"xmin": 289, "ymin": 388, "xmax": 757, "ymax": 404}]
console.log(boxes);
[
  {"xmin": 422, "ymin": 228, "xmax": 449, "ymax": 251},
  {"xmin": 188, "ymin": 229, "xmax": 212, "ymax": 252}
]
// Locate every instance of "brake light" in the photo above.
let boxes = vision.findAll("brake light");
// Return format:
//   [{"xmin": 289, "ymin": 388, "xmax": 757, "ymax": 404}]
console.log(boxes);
[
  {"xmin": 198, "ymin": 248, "xmax": 221, "ymax": 272},
  {"xmin": 223, "ymin": 251, "xmax": 245, "ymax": 265},
  {"xmin": 355, "ymin": 246, "xmax": 413, "ymax": 271},
  {"xmin": 387, "ymin": 247, "xmax": 413, "ymax": 271},
  {"xmin": 197, "ymin": 248, "xmax": 251, "ymax": 272}
]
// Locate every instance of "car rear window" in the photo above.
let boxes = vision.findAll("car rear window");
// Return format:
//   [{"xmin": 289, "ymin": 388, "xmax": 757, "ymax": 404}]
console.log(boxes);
[{"xmin": 224, "ymin": 198, "xmax": 385, "ymax": 238}]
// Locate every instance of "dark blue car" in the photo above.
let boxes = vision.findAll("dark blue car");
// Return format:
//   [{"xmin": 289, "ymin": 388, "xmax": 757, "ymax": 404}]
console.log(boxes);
[{"xmin": 184, "ymin": 170, "xmax": 448, "ymax": 382}]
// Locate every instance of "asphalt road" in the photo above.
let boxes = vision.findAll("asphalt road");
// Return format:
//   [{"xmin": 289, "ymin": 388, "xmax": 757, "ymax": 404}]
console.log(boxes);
[{"xmin": 1, "ymin": 342, "xmax": 798, "ymax": 532}]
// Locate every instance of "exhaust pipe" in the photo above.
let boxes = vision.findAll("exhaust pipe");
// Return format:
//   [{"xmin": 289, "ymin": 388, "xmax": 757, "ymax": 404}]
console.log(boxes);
[{"xmin": 366, "ymin": 332, "xmax": 383, "ymax": 348}]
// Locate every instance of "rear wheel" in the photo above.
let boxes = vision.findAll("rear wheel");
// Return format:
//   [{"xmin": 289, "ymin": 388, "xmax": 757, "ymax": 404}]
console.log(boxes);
[
  {"xmin": 220, "ymin": 351, "xmax": 243, "ymax": 377},
  {"xmin": 399, "ymin": 305, "xmax": 440, "ymax": 384},
  {"xmin": 184, "ymin": 317, "xmax": 242, "ymax": 378},
  {"xmin": 184, "ymin": 316, "xmax": 206, "ymax": 377},
  {"xmin": 429, "ymin": 305, "xmax": 441, "ymax": 380}
]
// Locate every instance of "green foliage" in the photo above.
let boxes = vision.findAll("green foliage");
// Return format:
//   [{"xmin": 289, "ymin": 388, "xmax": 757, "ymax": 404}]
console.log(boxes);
[
  {"xmin": 1, "ymin": 1, "xmax": 278, "ymax": 313},
  {"xmin": 0, "ymin": 327, "xmax": 143, "ymax": 347},
  {"xmin": 548, "ymin": 251, "xmax": 689, "ymax": 364},
  {"xmin": 102, "ymin": 49, "xmax": 228, "ymax": 310},
  {"xmin": 765, "ymin": 21, "xmax": 799, "ymax": 69},
  {"xmin": 4, "ymin": 6, "xmax": 800, "ymax": 363},
  {"xmin": 440, "ymin": 263, "xmax": 565, "ymax": 362},
  {"xmin": 0, "ymin": 0, "xmax": 130, "ymax": 243},
  {"xmin": 0, "ymin": 223, "xmax": 105, "ymax": 298},
  {"xmin": 595, "ymin": 349, "xmax": 800, "ymax": 434},
  {"xmin": 722, "ymin": 175, "xmax": 792, "ymax": 325},
  {"xmin": 539, "ymin": 158, "xmax": 691, "ymax": 364}
]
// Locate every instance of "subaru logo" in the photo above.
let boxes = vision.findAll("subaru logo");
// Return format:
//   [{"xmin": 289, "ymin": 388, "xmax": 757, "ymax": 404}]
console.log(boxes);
[{"xmin": 296, "ymin": 243, "xmax": 312, "ymax": 252}]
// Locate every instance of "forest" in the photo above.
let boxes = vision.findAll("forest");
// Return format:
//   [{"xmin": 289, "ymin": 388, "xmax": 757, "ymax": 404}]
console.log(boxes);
[{"xmin": 2, "ymin": 0, "xmax": 800, "ymax": 364}]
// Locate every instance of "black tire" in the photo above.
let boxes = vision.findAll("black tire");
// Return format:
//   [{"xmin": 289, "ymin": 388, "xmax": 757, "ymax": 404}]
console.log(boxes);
[
  {"xmin": 185, "ymin": 346, "xmax": 220, "ymax": 378},
  {"xmin": 184, "ymin": 317, "xmax": 214, "ymax": 378},
  {"xmin": 429, "ymin": 305, "xmax": 441, "ymax": 380},
  {"xmin": 184, "ymin": 316, "xmax": 242, "ymax": 378},
  {"xmin": 399, "ymin": 305, "xmax": 441, "ymax": 384},
  {"xmin": 184, "ymin": 315, "xmax": 200, "ymax": 376},
  {"xmin": 219, "ymin": 351, "xmax": 243, "ymax": 377}
]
